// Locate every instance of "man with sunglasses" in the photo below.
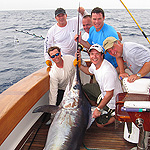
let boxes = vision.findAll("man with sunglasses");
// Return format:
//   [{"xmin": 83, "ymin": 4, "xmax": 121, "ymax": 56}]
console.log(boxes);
[
  {"xmin": 44, "ymin": 7, "xmax": 88, "ymax": 68},
  {"xmin": 48, "ymin": 46, "xmax": 76, "ymax": 107}
]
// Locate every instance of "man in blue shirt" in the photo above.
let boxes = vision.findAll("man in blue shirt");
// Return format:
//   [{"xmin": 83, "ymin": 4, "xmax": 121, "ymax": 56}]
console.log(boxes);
[{"xmin": 77, "ymin": 7, "xmax": 119, "ymax": 69}]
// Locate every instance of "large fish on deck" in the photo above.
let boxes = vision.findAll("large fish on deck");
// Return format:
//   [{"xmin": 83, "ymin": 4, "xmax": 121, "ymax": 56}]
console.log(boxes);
[{"xmin": 33, "ymin": 65, "xmax": 93, "ymax": 150}]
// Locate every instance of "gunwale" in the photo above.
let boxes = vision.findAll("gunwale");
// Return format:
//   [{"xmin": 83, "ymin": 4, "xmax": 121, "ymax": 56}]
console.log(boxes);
[{"xmin": 0, "ymin": 67, "xmax": 49, "ymax": 145}]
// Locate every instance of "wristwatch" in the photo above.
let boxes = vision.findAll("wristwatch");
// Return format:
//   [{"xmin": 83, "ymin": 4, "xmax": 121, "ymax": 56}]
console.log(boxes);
[
  {"xmin": 136, "ymin": 73, "xmax": 141, "ymax": 78},
  {"xmin": 96, "ymin": 107, "xmax": 103, "ymax": 112}
]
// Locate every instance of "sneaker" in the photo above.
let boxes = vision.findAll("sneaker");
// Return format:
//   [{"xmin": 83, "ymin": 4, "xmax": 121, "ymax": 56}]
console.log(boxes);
[
  {"xmin": 45, "ymin": 119, "xmax": 52, "ymax": 125},
  {"xmin": 45, "ymin": 114, "xmax": 55, "ymax": 125}
]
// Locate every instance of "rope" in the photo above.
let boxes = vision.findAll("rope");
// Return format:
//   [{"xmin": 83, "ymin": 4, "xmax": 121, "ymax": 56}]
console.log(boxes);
[
  {"xmin": 120, "ymin": 0, "xmax": 150, "ymax": 44},
  {"xmin": 15, "ymin": 29, "xmax": 45, "ymax": 39},
  {"xmin": 82, "ymin": 142, "xmax": 99, "ymax": 150}
]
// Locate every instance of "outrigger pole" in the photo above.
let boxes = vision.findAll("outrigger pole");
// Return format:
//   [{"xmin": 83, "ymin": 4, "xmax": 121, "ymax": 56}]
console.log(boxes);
[{"xmin": 120, "ymin": 0, "xmax": 150, "ymax": 44}]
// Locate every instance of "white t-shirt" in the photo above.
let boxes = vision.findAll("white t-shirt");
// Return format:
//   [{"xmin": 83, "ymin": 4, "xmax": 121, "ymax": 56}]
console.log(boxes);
[
  {"xmin": 82, "ymin": 32, "xmax": 89, "ymax": 41},
  {"xmin": 44, "ymin": 17, "xmax": 83, "ymax": 61},
  {"xmin": 81, "ymin": 32, "xmax": 90, "ymax": 59},
  {"xmin": 123, "ymin": 42, "xmax": 150, "ymax": 77},
  {"xmin": 89, "ymin": 59, "xmax": 123, "ymax": 109},
  {"xmin": 49, "ymin": 55, "xmax": 75, "ymax": 105}
]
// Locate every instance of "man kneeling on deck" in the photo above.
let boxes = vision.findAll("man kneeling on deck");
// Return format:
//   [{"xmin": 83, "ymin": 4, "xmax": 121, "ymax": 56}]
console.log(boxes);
[
  {"xmin": 47, "ymin": 46, "xmax": 89, "ymax": 125},
  {"xmin": 74, "ymin": 44, "xmax": 123, "ymax": 128},
  {"xmin": 46, "ymin": 46, "xmax": 75, "ymax": 124}
]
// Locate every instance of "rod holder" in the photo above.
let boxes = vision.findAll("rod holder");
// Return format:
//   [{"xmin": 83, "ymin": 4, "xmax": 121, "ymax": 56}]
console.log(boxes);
[{"xmin": 135, "ymin": 118, "xmax": 149, "ymax": 150}]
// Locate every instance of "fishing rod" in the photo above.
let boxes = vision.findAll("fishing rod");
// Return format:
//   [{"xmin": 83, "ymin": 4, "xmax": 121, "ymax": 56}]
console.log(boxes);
[
  {"xmin": 120, "ymin": 0, "xmax": 150, "ymax": 44},
  {"xmin": 76, "ymin": 4, "xmax": 89, "ymax": 55},
  {"xmin": 76, "ymin": 2, "xmax": 80, "ymax": 62}
]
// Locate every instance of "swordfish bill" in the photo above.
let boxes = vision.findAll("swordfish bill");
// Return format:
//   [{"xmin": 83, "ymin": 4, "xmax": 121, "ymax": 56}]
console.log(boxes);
[{"xmin": 33, "ymin": 64, "xmax": 92, "ymax": 150}]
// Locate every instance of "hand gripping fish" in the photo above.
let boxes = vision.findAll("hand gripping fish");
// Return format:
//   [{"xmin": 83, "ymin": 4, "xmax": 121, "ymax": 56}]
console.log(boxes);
[{"xmin": 33, "ymin": 66, "xmax": 94, "ymax": 150}]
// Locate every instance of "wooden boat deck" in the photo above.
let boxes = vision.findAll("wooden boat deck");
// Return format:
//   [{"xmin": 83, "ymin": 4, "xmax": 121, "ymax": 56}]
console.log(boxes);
[{"xmin": 15, "ymin": 113, "xmax": 143, "ymax": 150}]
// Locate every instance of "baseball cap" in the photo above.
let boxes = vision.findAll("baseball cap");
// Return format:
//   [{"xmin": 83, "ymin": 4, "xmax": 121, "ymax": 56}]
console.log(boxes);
[
  {"xmin": 103, "ymin": 37, "xmax": 117, "ymax": 51},
  {"xmin": 89, "ymin": 44, "xmax": 103, "ymax": 53},
  {"xmin": 55, "ymin": 8, "xmax": 66, "ymax": 17}
]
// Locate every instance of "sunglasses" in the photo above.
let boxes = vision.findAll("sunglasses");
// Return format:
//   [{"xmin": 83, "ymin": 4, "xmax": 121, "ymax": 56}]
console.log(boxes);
[{"xmin": 50, "ymin": 52, "xmax": 60, "ymax": 58}]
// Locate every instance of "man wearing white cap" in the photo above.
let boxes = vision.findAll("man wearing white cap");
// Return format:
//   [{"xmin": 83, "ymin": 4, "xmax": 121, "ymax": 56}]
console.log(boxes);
[
  {"xmin": 74, "ymin": 44, "xmax": 123, "ymax": 127},
  {"xmin": 103, "ymin": 37, "xmax": 150, "ymax": 83}
]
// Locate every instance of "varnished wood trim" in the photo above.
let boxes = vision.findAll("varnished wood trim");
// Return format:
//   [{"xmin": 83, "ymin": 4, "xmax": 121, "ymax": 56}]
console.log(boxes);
[{"xmin": 0, "ymin": 67, "xmax": 50, "ymax": 145}]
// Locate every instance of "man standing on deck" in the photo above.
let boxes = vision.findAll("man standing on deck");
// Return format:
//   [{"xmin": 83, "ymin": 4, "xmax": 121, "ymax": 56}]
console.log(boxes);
[
  {"xmin": 82, "ymin": 15, "xmax": 92, "ymax": 41},
  {"xmin": 80, "ymin": 15, "xmax": 93, "ymax": 57},
  {"xmin": 103, "ymin": 37, "xmax": 150, "ymax": 83},
  {"xmin": 74, "ymin": 44, "xmax": 123, "ymax": 127},
  {"xmin": 75, "ymin": 7, "xmax": 119, "ymax": 71},
  {"xmin": 44, "ymin": 7, "xmax": 88, "ymax": 67}
]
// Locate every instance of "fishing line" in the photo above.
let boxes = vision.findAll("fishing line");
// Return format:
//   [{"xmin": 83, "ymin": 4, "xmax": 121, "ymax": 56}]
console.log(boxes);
[
  {"xmin": 120, "ymin": 0, "xmax": 150, "ymax": 44},
  {"xmin": 15, "ymin": 29, "xmax": 89, "ymax": 55},
  {"xmin": 15, "ymin": 29, "xmax": 45, "ymax": 40},
  {"xmin": 13, "ymin": 30, "xmax": 21, "ymax": 53}
]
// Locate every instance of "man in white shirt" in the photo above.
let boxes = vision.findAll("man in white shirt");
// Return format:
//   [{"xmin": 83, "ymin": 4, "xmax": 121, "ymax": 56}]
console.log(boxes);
[
  {"xmin": 48, "ymin": 46, "xmax": 75, "ymax": 106},
  {"xmin": 44, "ymin": 7, "xmax": 88, "ymax": 67},
  {"xmin": 82, "ymin": 15, "xmax": 92, "ymax": 41},
  {"xmin": 103, "ymin": 37, "xmax": 150, "ymax": 82},
  {"xmin": 74, "ymin": 44, "xmax": 123, "ymax": 127},
  {"xmin": 80, "ymin": 15, "xmax": 93, "ymax": 58}
]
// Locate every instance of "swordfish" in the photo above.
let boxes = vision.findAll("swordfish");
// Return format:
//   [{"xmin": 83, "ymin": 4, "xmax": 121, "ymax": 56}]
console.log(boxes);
[{"xmin": 33, "ymin": 65, "xmax": 93, "ymax": 150}]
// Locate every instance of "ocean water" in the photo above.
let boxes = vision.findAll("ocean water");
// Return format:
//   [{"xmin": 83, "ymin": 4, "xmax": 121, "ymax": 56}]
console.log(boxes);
[{"xmin": 0, "ymin": 9, "xmax": 150, "ymax": 93}]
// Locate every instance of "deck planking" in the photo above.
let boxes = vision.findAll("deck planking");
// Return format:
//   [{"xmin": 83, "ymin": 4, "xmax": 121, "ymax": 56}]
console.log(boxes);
[{"xmin": 16, "ymin": 113, "xmax": 142, "ymax": 150}]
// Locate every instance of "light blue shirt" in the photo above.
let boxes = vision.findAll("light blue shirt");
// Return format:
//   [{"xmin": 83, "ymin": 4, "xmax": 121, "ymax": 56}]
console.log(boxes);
[{"xmin": 87, "ymin": 23, "xmax": 119, "ymax": 68}]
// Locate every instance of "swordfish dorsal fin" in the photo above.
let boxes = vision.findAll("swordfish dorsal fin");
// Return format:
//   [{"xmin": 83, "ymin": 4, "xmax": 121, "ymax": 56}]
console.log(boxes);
[{"xmin": 33, "ymin": 105, "xmax": 61, "ymax": 114}]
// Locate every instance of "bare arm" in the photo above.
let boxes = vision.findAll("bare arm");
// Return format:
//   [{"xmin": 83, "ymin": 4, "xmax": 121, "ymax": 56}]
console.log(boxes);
[
  {"xmin": 78, "ymin": 7, "xmax": 89, "ymax": 16},
  {"xmin": 80, "ymin": 39, "xmax": 91, "ymax": 49},
  {"xmin": 80, "ymin": 65, "xmax": 93, "ymax": 75},
  {"xmin": 138, "ymin": 61, "xmax": 150, "ymax": 77},
  {"xmin": 117, "ymin": 57, "xmax": 129, "ymax": 79},
  {"xmin": 117, "ymin": 57, "xmax": 125, "ymax": 73},
  {"xmin": 74, "ymin": 31, "xmax": 91, "ymax": 49},
  {"xmin": 127, "ymin": 61, "xmax": 150, "ymax": 82},
  {"xmin": 92, "ymin": 90, "xmax": 114, "ymax": 118}
]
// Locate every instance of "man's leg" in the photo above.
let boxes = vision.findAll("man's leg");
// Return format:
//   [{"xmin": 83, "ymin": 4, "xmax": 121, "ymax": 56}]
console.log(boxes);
[
  {"xmin": 46, "ymin": 89, "xmax": 64, "ymax": 125},
  {"xmin": 82, "ymin": 82, "xmax": 101, "ymax": 105},
  {"xmin": 56, "ymin": 89, "xmax": 65, "ymax": 106}
]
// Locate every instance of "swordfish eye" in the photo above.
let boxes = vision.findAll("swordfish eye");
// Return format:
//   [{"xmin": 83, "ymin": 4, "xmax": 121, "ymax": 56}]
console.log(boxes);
[{"xmin": 73, "ymin": 84, "xmax": 79, "ymax": 90}]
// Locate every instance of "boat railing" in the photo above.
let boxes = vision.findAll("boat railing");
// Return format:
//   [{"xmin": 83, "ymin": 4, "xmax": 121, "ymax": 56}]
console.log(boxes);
[{"xmin": 0, "ymin": 67, "xmax": 49, "ymax": 146}]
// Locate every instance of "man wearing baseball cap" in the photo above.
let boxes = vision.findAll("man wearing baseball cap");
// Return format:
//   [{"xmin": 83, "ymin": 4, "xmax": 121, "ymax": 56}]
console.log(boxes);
[
  {"xmin": 44, "ymin": 7, "xmax": 88, "ymax": 68},
  {"xmin": 103, "ymin": 37, "xmax": 150, "ymax": 82},
  {"xmin": 74, "ymin": 44, "xmax": 123, "ymax": 128},
  {"xmin": 55, "ymin": 8, "xmax": 66, "ymax": 17}
]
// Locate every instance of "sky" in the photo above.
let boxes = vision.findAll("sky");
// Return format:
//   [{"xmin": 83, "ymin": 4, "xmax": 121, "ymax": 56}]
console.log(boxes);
[{"xmin": 0, "ymin": 0, "xmax": 150, "ymax": 11}]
